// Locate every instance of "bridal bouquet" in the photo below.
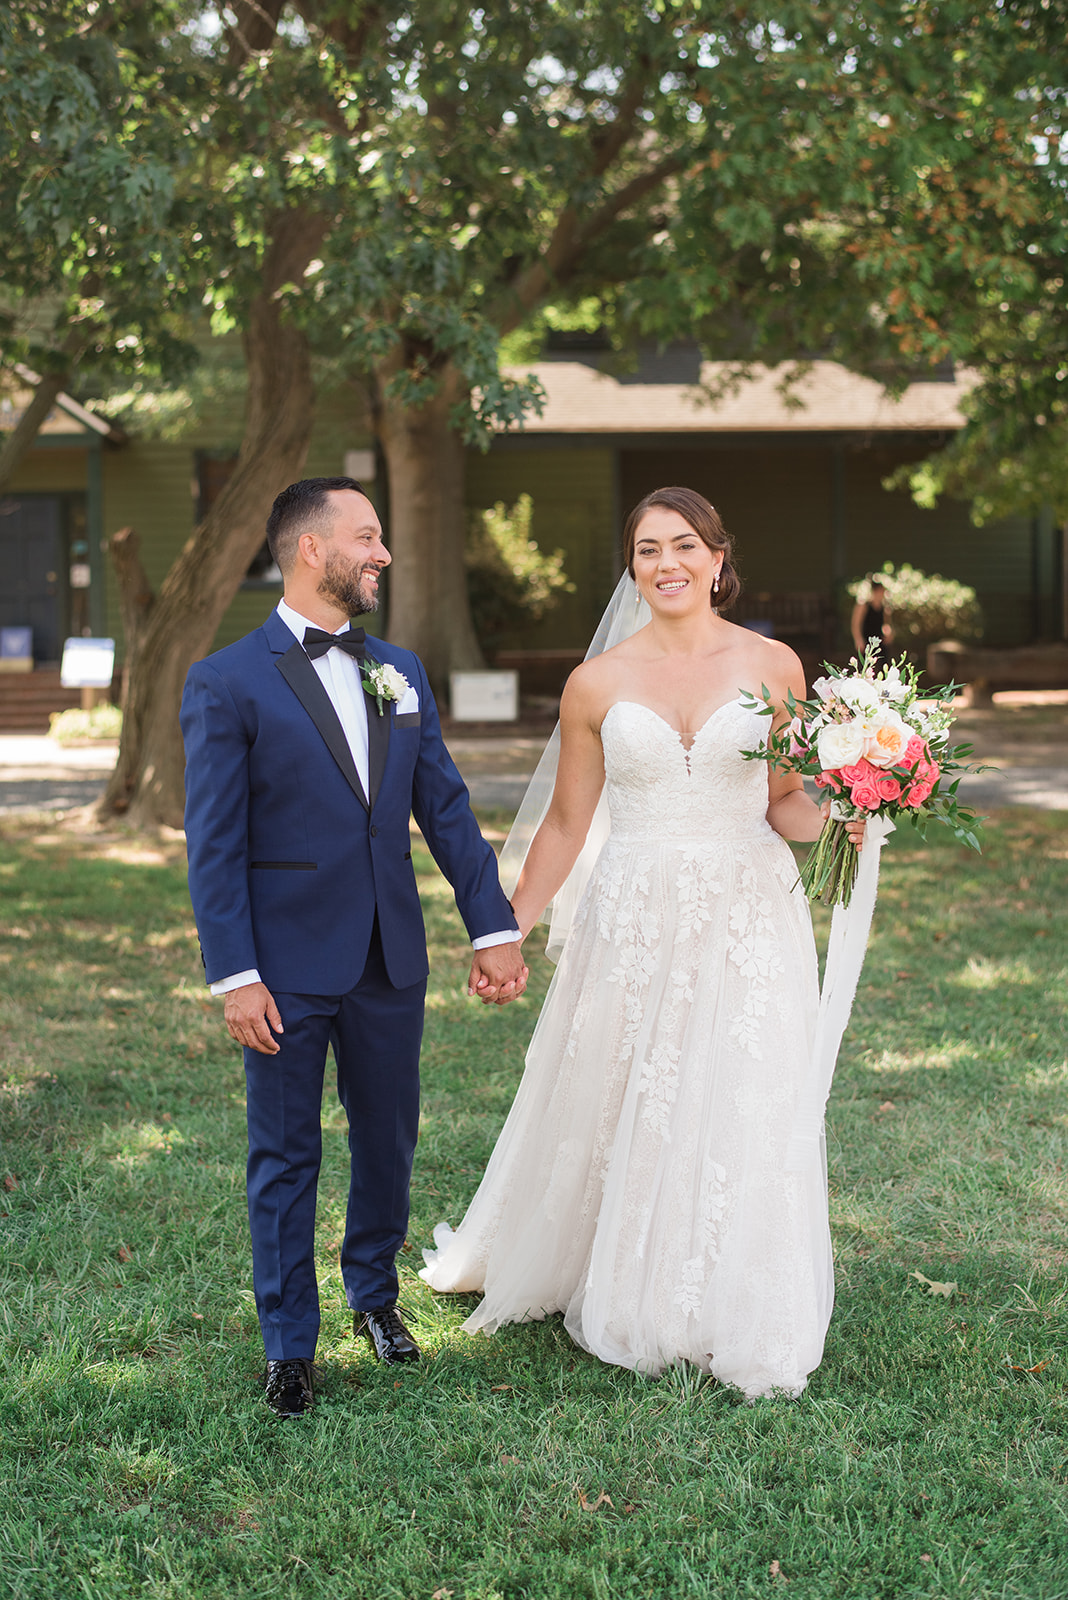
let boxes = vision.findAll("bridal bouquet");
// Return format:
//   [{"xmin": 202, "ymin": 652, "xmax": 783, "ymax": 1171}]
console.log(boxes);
[{"xmin": 741, "ymin": 646, "xmax": 983, "ymax": 907}]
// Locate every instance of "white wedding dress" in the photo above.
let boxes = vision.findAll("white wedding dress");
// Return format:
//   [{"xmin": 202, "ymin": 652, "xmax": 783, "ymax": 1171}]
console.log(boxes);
[{"xmin": 421, "ymin": 699, "xmax": 833, "ymax": 1399}]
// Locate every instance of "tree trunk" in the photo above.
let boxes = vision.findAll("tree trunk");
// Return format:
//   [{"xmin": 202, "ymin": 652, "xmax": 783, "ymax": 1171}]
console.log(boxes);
[
  {"xmin": 99, "ymin": 209, "xmax": 327, "ymax": 829},
  {"xmin": 374, "ymin": 356, "xmax": 484, "ymax": 693},
  {"xmin": 0, "ymin": 369, "xmax": 69, "ymax": 494}
]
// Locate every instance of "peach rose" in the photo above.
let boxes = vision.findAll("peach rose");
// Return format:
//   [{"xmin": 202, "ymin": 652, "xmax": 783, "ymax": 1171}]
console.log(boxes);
[{"xmin": 863, "ymin": 710, "xmax": 911, "ymax": 769}]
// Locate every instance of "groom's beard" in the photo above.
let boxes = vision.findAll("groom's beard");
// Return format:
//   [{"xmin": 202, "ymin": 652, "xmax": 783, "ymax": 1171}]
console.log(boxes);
[{"xmin": 318, "ymin": 548, "xmax": 381, "ymax": 615}]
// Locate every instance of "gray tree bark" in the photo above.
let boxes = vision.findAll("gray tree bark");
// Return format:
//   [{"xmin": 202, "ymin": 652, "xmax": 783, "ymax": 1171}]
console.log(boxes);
[
  {"xmin": 374, "ymin": 355, "xmax": 484, "ymax": 693},
  {"xmin": 99, "ymin": 208, "xmax": 326, "ymax": 828}
]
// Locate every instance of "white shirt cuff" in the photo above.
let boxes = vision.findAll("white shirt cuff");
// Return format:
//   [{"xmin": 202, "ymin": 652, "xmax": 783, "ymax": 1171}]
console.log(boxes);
[
  {"xmin": 471, "ymin": 930, "xmax": 521, "ymax": 950},
  {"xmin": 210, "ymin": 968, "xmax": 262, "ymax": 996}
]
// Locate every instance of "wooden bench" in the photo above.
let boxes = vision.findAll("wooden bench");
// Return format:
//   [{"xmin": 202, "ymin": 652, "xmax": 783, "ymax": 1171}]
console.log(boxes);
[{"xmin": 926, "ymin": 640, "xmax": 1068, "ymax": 705}]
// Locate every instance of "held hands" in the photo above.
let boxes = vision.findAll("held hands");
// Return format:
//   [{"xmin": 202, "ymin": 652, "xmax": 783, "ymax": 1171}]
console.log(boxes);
[
  {"xmin": 819, "ymin": 797, "xmax": 868, "ymax": 850},
  {"xmin": 224, "ymin": 981, "xmax": 284, "ymax": 1054},
  {"xmin": 467, "ymin": 942, "xmax": 529, "ymax": 1006}
]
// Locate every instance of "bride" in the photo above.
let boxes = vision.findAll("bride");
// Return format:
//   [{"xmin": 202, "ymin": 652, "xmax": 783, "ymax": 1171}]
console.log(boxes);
[{"xmin": 422, "ymin": 486, "xmax": 863, "ymax": 1399}]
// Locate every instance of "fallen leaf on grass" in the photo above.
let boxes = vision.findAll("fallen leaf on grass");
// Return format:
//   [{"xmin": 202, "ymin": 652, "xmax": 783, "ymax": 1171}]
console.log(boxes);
[
  {"xmin": 431, "ymin": 1590, "xmax": 453, "ymax": 1599},
  {"xmin": 117, "ymin": 1245, "xmax": 133, "ymax": 1263},
  {"xmin": 499, "ymin": 1454, "xmax": 522, "ymax": 1467},
  {"xmin": 1009, "ymin": 1359, "xmax": 1050, "ymax": 1375},
  {"xmin": 769, "ymin": 1559, "xmax": 789, "ymax": 1581},
  {"xmin": 491, "ymin": 1383, "xmax": 513, "ymax": 1392},
  {"xmin": 920, "ymin": 1554, "xmax": 931, "ymax": 1563},
  {"xmin": 2, "ymin": 1175, "xmax": 17, "ymax": 1191},
  {"xmin": 911, "ymin": 1270, "xmax": 957, "ymax": 1298},
  {"xmin": 877, "ymin": 1101, "xmax": 895, "ymax": 1113},
  {"xmin": 577, "ymin": 1488, "xmax": 613, "ymax": 1512}
]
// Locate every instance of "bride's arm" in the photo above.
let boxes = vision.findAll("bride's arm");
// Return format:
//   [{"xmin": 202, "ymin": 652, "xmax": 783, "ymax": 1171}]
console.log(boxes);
[
  {"xmin": 762, "ymin": 654, "xmax": 865, "ymax": 847},
  {"xmin": 510, "ymin": 669, "xmax": 607, "ymax": 939}
]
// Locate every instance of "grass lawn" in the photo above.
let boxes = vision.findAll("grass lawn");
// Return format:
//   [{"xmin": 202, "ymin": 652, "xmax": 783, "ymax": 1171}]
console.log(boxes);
[{"xmin": 1, "ymin": 807, "xmax": 1066, "ymax": 1600}]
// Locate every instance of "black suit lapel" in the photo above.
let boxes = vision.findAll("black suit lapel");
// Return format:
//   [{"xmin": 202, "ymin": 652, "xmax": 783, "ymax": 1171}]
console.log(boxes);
[
  {"xmin": 363, "ymin": 650, "xmax": 392, "ymax": 810},
  {"xmin": 275, "ymin": 642, "xmax": 370, "ymax": 813}
]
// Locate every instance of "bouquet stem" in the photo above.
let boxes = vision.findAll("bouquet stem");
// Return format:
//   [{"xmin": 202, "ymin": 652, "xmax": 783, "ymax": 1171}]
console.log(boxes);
[{"xmin": 801, "ymin": 817, "xmax": 860, "ymax": 907}]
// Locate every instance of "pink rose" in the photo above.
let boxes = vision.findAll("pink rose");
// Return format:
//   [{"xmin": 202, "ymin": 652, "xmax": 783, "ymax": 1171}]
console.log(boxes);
[
  {"xmin": 815, "ymin": 771, "xmax": 842, "ymax": 793},
  {"xmin": 905, "ymin": 780, "xmax": 933, "ymax": 807},
  {"xmin": 903, "ymin": 735, "xmax": 928, "ymax": 767},
  {"xmin": 877, "ymin": 776, "xmax": 902, "ymax": 801},
  {"xmin": 840, "ymin": 759, "xmax": 877, "ymax": 786},
  {"xmin": 850, "ymin": 776, "xmax": 883, "ymax": 810}
]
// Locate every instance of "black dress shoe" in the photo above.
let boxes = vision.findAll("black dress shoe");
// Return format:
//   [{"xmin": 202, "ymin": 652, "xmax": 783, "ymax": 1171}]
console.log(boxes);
[
  {"xmin": 356, "ymin": 1304, "xmax": 420, "ymax": 1364},
  {"xmin": 263, "ymin": 1357, "xmax": 314, "ymax": 1418}
]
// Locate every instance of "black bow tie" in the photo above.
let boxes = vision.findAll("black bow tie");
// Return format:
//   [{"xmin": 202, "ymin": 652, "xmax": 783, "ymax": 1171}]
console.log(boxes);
[{"xmin": 302, "ymin": 626, "xmax": 367, "ymax": 661}]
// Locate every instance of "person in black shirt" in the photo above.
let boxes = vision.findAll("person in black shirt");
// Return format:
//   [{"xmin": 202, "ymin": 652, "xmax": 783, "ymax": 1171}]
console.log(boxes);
[{"xmin": 851, "ymin": 577, "xmax": 893, "ymax": 666}]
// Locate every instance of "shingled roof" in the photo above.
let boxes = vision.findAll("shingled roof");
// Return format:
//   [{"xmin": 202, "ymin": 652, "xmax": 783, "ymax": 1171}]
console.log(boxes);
[{"xmin": 504, "ymin": 358, "xmax": 972, "ymax": 435}]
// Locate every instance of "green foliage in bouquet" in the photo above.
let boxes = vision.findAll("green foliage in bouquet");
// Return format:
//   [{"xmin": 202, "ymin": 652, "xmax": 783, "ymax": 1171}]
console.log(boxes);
[
  {"xmin": 741, "ymin": 644, "xmax": 984, "ymax": 908},
  {"xmin": 850, "ymin": 563, "xmax": 984, "ymax": 654},
  {"xmin": 465, "ymin": 495, "xmax": 575, "ymax": 651}
]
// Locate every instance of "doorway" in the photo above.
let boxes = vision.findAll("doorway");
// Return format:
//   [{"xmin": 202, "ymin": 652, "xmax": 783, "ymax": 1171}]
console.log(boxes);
[{"xmin": 0, "ymin": 494, "xmax": 85, "ymax": 662}]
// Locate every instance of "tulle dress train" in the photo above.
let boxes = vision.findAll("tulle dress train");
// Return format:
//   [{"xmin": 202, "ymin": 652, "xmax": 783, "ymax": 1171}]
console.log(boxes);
[{"xmin": 421, "ymin": 699, "xmax": 833, "ymax": 1399}]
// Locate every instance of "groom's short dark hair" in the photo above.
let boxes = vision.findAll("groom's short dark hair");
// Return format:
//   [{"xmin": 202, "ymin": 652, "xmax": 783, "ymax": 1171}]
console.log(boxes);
[{"xmin": 266, "ymin": 477, "xmax": 367, "ymax": 573}]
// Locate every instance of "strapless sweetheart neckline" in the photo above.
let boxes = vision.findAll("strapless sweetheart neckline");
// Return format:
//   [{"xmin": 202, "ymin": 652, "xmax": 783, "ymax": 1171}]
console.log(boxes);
[{"xmin": 604, "ymin": 696, "xmax": 747, "ymax": 753}]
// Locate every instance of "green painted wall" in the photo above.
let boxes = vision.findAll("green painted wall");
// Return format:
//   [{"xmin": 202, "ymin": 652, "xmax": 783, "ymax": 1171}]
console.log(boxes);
[
  {"xmin": 8, "ymin": 446, "xmax": 87, "ymax": 493},
  {"xmin": 6, "ymin": 417, "xmax": 1049, "ymax": 667},
  {"xmin": 466, "ymin": 445, "xmax": 616, "ymax": 650},
  {"xmin": 618, "ymin": 439, "xmax": 1032, "ymax": 648}
]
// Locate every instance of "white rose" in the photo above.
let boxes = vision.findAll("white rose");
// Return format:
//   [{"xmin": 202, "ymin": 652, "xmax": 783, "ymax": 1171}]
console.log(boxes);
[
  {"xmin": 377, "ymin": 664, "xmax": 410, "ymax": 701},
  {"xmin": 816, "ymin": 719, "xmax": 867, "ymax": 770},
  {"xmin": 835, "ymin": 675, "xmax": 881, "ymax": 712},
  {"xmin": 811, "ymin": 676, "xmax": 837, "ymax": 703},
  {"xmin": 862, "ymin": 708, "xmax": 911, "ymax": 768}
]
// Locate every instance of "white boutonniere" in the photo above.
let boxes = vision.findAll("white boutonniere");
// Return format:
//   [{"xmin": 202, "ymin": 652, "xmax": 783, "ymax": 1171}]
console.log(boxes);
[{"xmin": 361, "ymin": 659, "xmax": 410, "ymax": 715}]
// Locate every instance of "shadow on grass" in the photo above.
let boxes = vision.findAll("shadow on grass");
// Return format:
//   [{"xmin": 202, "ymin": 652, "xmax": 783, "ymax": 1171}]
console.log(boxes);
[{"xmin": 0, "ymin": 810, "xmax": 1066, "ymax": 1598}]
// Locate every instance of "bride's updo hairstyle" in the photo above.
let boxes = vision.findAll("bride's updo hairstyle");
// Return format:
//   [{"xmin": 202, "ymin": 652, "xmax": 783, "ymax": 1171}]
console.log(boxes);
[{"xmin": 623, "ymin": 486, "xmax": 742, "ymax": 611}]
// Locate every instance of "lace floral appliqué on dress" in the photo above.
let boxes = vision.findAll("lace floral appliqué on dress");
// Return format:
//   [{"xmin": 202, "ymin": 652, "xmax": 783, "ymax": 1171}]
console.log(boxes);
[{"xmin": 421, "ymin": 699, "xmax": 833, "ymax": 1399}]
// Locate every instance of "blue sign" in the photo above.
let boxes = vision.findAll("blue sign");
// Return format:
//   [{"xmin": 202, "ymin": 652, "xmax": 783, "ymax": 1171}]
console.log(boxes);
[{"xmin": 0, "ymin": 627, "xmax": 32, "ymax": 660}]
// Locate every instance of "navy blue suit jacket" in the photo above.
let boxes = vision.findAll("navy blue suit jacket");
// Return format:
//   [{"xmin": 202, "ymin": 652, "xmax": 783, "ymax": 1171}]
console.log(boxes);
[{"xmin": 180, "ymin": 609, "xmax": 516, "ymax": 994}]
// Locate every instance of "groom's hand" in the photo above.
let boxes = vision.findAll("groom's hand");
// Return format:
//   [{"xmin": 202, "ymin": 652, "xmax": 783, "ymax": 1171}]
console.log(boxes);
[
  {"xmin": 224, "ymin": 982, "xmax": 285, "ymax": 1054},
  {"xmin": 467, "ymin": 944, "xmax": 529, "ymax": 1007}
]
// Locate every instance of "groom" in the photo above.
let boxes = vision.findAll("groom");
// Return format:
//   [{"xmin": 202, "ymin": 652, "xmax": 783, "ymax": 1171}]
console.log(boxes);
[{"xmin": 180, "ymin": 476, "xmax": 526, "ymax": 1418}]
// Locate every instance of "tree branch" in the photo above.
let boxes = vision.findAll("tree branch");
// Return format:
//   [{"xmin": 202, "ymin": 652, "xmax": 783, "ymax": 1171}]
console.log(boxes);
[
  {"xmin": 108, "ymin": 526, "xmax": 156, "ymax": 661},
  {"xmin": 227, "ymin": 0, "xmax": 288, "ymax": 68},
  {"xmin": 496, "ymin": 147, "xmax": 689, "ymax": 335},
  {"xmin": 0, "ymin": 369, "xmax": 69, "ymax": 495}
]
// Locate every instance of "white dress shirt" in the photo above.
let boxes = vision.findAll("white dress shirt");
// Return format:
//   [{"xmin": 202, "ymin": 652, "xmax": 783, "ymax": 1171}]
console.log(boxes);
[{"xmin": 210, "ymin": 600, "xmax": 518, "ymax": 995}]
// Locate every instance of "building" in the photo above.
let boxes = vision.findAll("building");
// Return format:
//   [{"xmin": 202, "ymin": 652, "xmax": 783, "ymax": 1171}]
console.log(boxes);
[{"xmin": 1, "ymin": 348, "xmax": 1062, "ymax": 713}]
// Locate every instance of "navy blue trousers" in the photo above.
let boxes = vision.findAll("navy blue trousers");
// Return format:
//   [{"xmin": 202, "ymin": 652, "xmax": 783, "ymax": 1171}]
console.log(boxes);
[{"xmin": 243, "ymin": 925, "xmax": 426, "ymax": 1360}]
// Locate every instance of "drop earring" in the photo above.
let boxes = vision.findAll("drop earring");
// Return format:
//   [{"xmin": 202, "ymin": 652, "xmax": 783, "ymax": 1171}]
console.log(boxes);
[{"xmin": 713, "ymin": 571, "xmax": 721, "ymax": 595}]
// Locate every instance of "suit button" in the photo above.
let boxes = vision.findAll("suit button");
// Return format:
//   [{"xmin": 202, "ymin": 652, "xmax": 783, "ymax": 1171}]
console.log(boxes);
[{"xmin": 370, "ymin": 825, "xmax": 378, "ymax": 837}]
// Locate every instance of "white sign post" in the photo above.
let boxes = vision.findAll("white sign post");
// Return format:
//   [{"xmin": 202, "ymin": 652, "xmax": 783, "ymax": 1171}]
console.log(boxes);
[
  {"xmin": 60, "ymin": 637, "xmax": 116, "ymax": 710},
  {"xmin": 449, "ymin": 670, "xmax": 519, "ymax": 722}
]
